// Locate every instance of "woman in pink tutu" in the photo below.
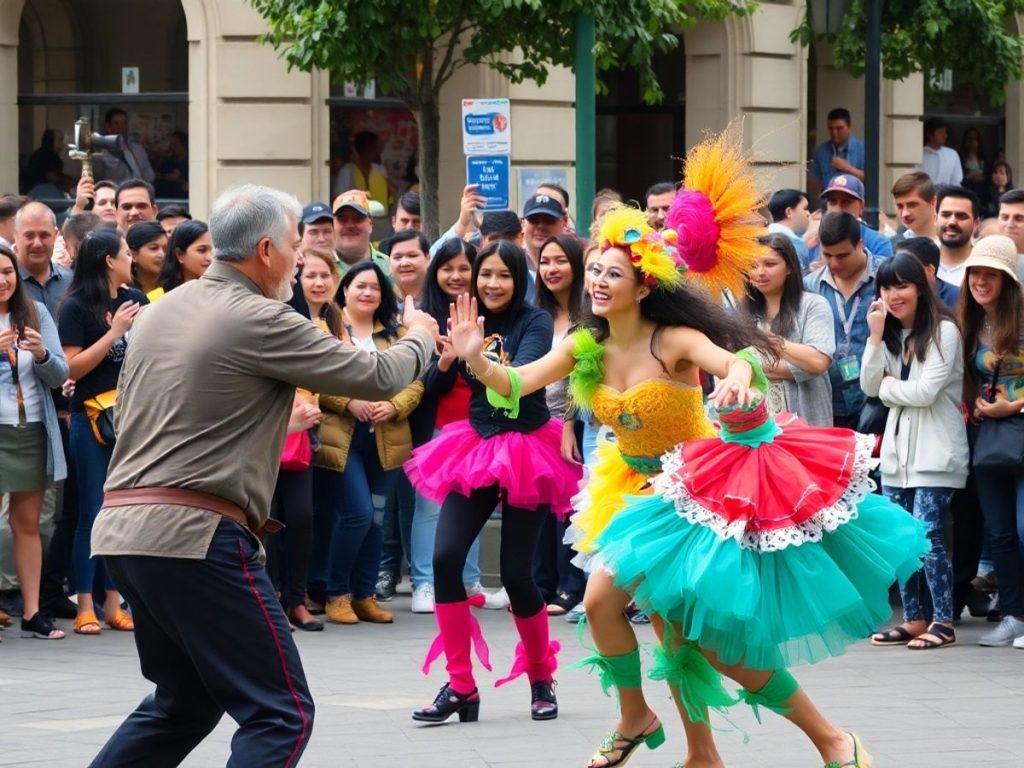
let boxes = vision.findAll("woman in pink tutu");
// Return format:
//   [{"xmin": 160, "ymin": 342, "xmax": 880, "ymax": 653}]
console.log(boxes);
[{"xmin": 406, "ymin": 240, "xmax": 582, "ymax": 725}]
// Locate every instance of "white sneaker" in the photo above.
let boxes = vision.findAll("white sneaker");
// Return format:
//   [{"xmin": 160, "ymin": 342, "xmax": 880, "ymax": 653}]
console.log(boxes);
[
  {"xmin": 1013, "ymin": 633, "xmax": 1024, "ymax": 649},
  {"xmin": 465, "ymin": 583, "xmax": 511, "ymax": 610},
  {"xmin": 565, "ymin": 602, "xmax": 586, "ymax": 624},
  {"xmin": 979, "ymin": 616, "xmax": 1024, "ymax": 647},
  {"xmin": 411, "ymin": 583, "xmax": 435, "ymax": 614}
]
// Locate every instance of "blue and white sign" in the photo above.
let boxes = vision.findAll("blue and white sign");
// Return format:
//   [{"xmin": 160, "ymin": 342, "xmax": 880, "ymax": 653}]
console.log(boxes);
[
  {"xmin": 466, "ymin": 155, "xmax": 510, "ymax": 211},
  {"xmin": 462, "ymin": 98, "xmax": 511, "ymax": 155}
]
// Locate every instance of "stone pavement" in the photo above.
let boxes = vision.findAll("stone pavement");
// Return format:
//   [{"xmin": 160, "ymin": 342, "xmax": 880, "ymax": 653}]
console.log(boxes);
[{"xmin": 0, "ymin": 594, "xmax": 1019, "ymax": 767}]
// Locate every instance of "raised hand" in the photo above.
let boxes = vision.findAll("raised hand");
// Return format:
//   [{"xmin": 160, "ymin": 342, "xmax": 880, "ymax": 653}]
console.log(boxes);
[
  {"xmin": 866, "ymin": 299, "xmax": 887, "ymax": 342},
  {"xmin": 448, "ymin": 293, "xmax": 485, "ymax": 360},
  {"xmin": 401, "ymin": 295, "xmax": 440, "ymax": 344}
]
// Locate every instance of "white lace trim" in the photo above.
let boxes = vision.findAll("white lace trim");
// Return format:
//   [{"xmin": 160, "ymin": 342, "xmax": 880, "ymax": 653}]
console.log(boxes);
[{"xmin": 653, "ymin": 431, "xmax": 878, "ymax": 553}]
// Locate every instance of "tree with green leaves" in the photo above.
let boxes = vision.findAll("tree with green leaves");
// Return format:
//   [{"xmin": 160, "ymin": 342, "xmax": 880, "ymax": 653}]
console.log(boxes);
[
  {"xmin": 792, "ymin": 0, "xmax": 1024, "ymax": 105},
  {"xmin": 248, "ymin": 0, "xmax": 751, "ymax": 238}
]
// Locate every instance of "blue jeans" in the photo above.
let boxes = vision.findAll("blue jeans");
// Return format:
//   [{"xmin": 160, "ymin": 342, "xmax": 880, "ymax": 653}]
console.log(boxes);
[
  {"xmin": 379, "ymin": 474, "xmax": 415, "ymax": 578},
  {"xmin": 71, "ymin": 411, "xmax": 114, "ymax": 595},
  {"xmin": 325, "ymin": 424, "xmax": 396, "ymax": 599},
  {"xmin": 973, "ymin": 467, "xmax": 1024, "ymax": 617},
  {"xmin": 409, "ymin": 429, "xmax": 480, "ymax": 589},
  {"xmin": 883, "ymin": 485, "xmax": 955, "ymax": 624}
]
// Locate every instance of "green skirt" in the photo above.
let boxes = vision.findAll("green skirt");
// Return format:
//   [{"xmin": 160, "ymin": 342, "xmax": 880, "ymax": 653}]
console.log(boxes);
[{"xmin": 0, "ymin": 422, "xmax": 49, "ymax": 492}]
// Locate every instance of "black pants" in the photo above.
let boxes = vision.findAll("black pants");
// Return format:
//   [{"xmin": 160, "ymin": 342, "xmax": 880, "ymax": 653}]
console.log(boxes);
[
  {"xmin": 270, "ymin": 468, "xmax": 314, "ymax": 611},
  {"xmin": 92, "ymin": 520, "xmax": 314, "ymax": 768},
  {"xmin": 533, "ymin": 514, "xmax": 585, "ymax": 601},
  {"xmin": 433, "ymin": 485, "xmax": 546, "ymax": 618},
  {"xmin": 40, "ymin": 416, "xmax": 77, "ymax": 607},
  {"xmin": 952, "ymin": 473, "xmax": 985, "ymax": 611}
]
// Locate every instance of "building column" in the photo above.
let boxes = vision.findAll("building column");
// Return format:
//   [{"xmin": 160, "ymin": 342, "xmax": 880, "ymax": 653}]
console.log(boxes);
[
  {"xmin": 0, "ymin": 0, "xmax": 27, "ymax": 195},
  {"xmin": 684, "ymin": 2, "xmax": 809, "ymax": 193}
]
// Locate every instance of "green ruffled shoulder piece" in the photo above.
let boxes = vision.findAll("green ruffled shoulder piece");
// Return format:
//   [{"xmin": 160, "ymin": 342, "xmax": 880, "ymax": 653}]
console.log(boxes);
[{"xmin": 568, "ymin": 328, "xmax": 605, "ymax": 414}]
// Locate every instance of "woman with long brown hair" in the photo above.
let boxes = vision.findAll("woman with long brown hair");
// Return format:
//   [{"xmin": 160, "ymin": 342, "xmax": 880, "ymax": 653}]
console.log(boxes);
[
  {"xmin": 956, "ymin": 235, "xmax": 1024, "ymax": 648},
  {"xmin": 0, "ymin": 241, "xmax": 68, "ymax": 639}
]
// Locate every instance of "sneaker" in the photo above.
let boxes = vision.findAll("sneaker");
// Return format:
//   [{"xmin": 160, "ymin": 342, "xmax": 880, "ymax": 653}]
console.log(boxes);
[
  {"xmin": 565, "ymin": 602, "xmax": 586, "ymax": 624},
  {"xmin": 978, "ymin": 615, "xmax": 1024, "ymax": 647},
  {"xmin": 375, "ymin": 572, "xmax": 398, "ymax": 602},
  {"xmin": 466, "ymin": 583, "xmax": 511, "ymax": 610},
  {"xmin": 411, "ymin": 583, "xmax": 435, "ymax": 614},
  {"xmin": 1013, "ymin": 634, "xmax": 1024, "ymax": 649}
]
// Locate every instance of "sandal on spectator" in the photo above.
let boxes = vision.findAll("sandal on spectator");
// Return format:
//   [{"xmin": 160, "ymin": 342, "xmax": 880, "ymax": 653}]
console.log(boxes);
[
  {"xmin": 105, "ymin": 609, "xmax": 135, "ymax": 631},
  {"xmin": 21, "ymin": 612, "xmax": 65, "ymax": 639},
  {"xmin": 870, "ymin": 625, "xmax": 919, "ymax": 646},
  {"xmin": 0, "ymin": 609, "xmax": 11, "ymax": 627},
  {"xmin": 74, "ymin": 612, "xmax": 102, "ymax": 635},
  {"xmin": 907, "ymin": 623, "xmax": 955, "ymax": 650},
  {"xmin": 546, "ymin": 591, "xmax": 581, "ymax": 616}
]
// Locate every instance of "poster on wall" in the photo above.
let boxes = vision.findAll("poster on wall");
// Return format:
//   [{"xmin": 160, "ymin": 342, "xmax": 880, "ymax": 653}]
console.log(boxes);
[
  {"xmin": 516, "ymin": 166, "xmax": 572, "ymax": 215},
  {"xmin": 332, "ymin": 108, "xmax": 419, "ymax": 198},
  {"xmin": 129, "ymin": 112, "xmax": 175, "ymax": 155}
]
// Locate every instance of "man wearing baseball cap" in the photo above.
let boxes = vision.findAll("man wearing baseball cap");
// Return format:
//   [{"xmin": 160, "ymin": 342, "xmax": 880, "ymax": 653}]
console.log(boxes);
[
  {"xmin": 332, "ymin": 189, "xmax": 390, "ymax": 276},
  {"xmin": 300, "ymin": 202, "xmax": 335, "ymax": 255},
  {"xmin": 521, "ymin": 193, "xmax": 566, "ymax": 270},
  {"xmin": 820, "ymin": 173, "xmax": 893, "ymax": 258}
]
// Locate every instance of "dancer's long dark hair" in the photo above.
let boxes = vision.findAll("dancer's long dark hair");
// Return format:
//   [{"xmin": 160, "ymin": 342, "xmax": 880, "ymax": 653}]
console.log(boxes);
[
  {"xmin": 582, "ymin": 258, "xmax": 779, "ymax": 374},
  {"xmin": 875, "ymin": 252, "xmax": 952, "ymax": 363},
  {"xmin": 743, "ymin": 234, "xmax": 805, "ymax": 339}
]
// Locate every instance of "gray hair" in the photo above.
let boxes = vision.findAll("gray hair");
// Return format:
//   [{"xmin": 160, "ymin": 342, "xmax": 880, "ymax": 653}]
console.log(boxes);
[
  {"xmin": 15, "ymin": 201, "xmax": 57, "ymax": 231},
  {"xmin": 209, "ymin": 184, "xmax": 302, "ymax": 262}
]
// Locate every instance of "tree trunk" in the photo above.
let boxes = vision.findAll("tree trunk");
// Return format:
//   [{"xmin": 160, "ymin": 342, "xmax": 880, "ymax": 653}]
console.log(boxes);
[{"xmin": 416, "ymin": 98, "xmax": 442, "ymax": 242}]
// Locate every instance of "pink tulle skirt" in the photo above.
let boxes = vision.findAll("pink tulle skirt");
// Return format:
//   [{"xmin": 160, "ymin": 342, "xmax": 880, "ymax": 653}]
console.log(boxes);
[{"xmin": 405, "ymin": 419, "xmax": 582, "ymax": 518}]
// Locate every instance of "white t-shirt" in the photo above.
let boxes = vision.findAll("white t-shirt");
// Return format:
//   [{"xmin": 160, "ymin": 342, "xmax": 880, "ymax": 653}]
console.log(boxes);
[
  {"xmin": 936, "ymin": 261, "xmax": 965, "ymax": 288},
  {"xmin": 920, "ymin": 146, "xmax": 963, "ymax": 186},
  {"xmin": 0, "ymin": 314, "xmax": 46, "ymax": 426}
]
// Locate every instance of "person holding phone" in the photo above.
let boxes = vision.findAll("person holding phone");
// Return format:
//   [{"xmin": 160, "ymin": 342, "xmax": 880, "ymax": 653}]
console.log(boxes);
[
  {"xmin": 0, "ymin": 241, "xmax": 69, "ymax": 640},
  {"xmin": 58, "ymin": 228, "xmax": 147, "ymax": 636}
]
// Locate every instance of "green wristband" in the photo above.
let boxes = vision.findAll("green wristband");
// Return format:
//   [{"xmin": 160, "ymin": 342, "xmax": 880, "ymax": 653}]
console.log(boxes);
[
  {"xmin": 485, "ymin": 366, "xmax": 523, "ymax": 418},
  {"xmin": 735, "ymin": 347, "xmax": 768, "ymax": 395}
]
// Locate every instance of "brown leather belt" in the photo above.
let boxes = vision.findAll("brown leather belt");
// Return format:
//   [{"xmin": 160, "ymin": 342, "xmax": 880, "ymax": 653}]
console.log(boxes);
[{"xmin": 102, "ymin": 487, "xmax": 283, "ymax": 537}]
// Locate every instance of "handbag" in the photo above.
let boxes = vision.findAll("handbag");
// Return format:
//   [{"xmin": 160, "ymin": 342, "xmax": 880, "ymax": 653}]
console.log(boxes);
[
  {"xmin": 82, "ymin": 389, "xmax": 117, "ymax": 447},
  {"xmin": 280, "ymin": 429, "xmax": 312, "ymax": 471},
  {"xmin": 856, "ymin": 396, "xmax": 889, "ymax": 435},
  {"xmin": 972, "ymin": 358, "xmax": 1024, "ymax": 470}
]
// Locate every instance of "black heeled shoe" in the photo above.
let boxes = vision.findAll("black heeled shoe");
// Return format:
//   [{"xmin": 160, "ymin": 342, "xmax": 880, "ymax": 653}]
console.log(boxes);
[
  {"xmin": 530, "ymin": 678, "xmax": 558, "ymax": 720},
  {"xmin": 412, "ymin": 683, "xmax": 480, "ymax": 723}
]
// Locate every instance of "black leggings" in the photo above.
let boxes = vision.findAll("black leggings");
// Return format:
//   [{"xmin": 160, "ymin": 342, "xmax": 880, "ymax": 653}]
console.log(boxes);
[
  {"xmin": 433, "ymin": 485, "xmax": 546, "ymax": 618},
  {"xmin": 269, "ymin": 468, "xmax": 314, "ymax": 610}
]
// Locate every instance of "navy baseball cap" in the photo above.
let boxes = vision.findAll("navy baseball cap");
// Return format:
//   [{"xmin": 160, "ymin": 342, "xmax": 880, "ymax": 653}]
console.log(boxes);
[
  {"xmin": 820, "ymin": 174, "xmax": 865, "ymax": 202},
  {"xmin": 523, "ymin": 193, "xmax": 565, "ymax": 219},
  {"xmin": 301, "ymin": 202, "xmax": 333, "ymax": 225}
]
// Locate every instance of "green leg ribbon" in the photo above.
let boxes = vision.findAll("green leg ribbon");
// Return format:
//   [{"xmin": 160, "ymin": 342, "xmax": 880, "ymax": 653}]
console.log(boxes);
[
  {"xmin": 737, "ymin": 669, "xmax": 799, "ymax": 723},
  {"xmin": 647, "ymin": 641, "xmax": 739, "ymax": 725},
  {"xmin": 570, "ymin": 618, "xmax": 643, "ymax": 700}
]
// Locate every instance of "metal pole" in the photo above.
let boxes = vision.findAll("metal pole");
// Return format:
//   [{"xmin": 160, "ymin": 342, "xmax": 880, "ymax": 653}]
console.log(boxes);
[
  {"xmin": 863, "ymin": 0, "xmax": 881, "ymax": 228},
  {"xmin": 574, "ymin": 13, "xmax": 596, "ymax": 236}
]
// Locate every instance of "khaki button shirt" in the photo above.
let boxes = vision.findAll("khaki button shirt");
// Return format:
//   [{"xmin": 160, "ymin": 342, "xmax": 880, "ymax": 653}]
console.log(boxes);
[{"xmin": 91, "ymin": 262, "xmax": 432, "ymax": 558}]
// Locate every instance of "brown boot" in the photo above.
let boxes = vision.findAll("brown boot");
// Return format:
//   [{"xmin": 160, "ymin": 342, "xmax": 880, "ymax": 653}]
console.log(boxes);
[
  {"xmin": 325, "ymin": 594, "xmax": 359, "ymax": 625},
  {"xmin": 351, "ymin": 596, "xmax": 394, "ymax": 623}
]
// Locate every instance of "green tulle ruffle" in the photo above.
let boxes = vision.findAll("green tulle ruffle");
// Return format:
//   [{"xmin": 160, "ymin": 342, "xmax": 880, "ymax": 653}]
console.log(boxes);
[{"xmin": 568, "ymin": 329, "xmax": 605, "ymax": 415}]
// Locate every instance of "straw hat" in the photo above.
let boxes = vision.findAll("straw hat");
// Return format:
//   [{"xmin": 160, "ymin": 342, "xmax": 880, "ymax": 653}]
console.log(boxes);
[{"xmin": 962, "ymin": 235, "xmax": 1022, "ymax": 284}]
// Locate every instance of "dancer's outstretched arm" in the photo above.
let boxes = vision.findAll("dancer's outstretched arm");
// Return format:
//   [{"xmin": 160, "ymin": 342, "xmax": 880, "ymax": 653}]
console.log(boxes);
[
  {"xmin": 657, "ymin": 325, "xmax": 757, "ymax": 408},
  {"xmin": 448, "ymin": 293, "xmax": 575, "ymax": 398}
]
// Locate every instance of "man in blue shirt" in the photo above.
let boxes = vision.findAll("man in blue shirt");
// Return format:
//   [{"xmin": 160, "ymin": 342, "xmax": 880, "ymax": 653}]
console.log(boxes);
[
  {"xmin": 820, "ymin": 174, "xmax": 893, "ymax": 258},
  {"xmin": 809, "ymin": 108, "xmax": 865, "ymax": 197},
  {"xmin": 804, "ymin": 212, "xmax": 885, "ymax": 427}
]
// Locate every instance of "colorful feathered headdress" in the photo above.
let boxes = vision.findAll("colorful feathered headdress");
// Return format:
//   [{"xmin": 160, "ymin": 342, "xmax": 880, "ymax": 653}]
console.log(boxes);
[
  {"xmin": 597, "ymin": 128, "xmax": 765, "ymax": 297},
  {"xmin": 597, "ymin": 205, "xmax": 686, "ymax": 289},
  {"xmin": 668, "ymin": 128, "xmax": 767, "ymax": 297}
]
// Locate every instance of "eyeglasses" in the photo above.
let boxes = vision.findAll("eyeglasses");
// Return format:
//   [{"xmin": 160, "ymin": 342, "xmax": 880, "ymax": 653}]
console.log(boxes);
[{"xmin": 586, "ymin": 264, "xmax": 635, "ymax": 284}]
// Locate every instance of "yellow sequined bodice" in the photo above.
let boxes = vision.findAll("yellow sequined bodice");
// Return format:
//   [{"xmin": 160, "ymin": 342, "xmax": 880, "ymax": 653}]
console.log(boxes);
[{"xmin": 592, "ymin": 379, "xmax": 714, "ymax": 462}]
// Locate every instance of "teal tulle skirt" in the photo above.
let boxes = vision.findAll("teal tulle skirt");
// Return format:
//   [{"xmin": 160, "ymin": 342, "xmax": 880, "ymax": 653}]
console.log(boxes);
[
  {"xmin": 593, "ymin": 414, "xmax": 930, "ymax": 671},
  {"xmin": 598, "ymin": 492, "xmax": 928, "ymax": 670}
]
